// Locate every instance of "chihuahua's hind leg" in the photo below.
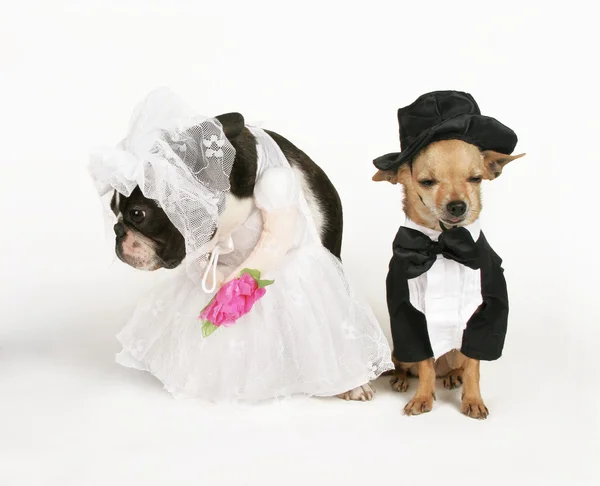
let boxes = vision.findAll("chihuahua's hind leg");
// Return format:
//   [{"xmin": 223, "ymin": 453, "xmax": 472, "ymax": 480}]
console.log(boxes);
[
  {"xmin": 390, "ymin": 353, "xmax": 417, "ymax": 392},
  {"xmin": 442, "ymin": 369, "xmax": 464, "ymax": 390},
  {"xmin": 390, "ymin": 367, "xmax": 410, "ymax": 392},
  {"xmin": 436, "ymin": 350, "xmax": 464, "ymax": 390}
]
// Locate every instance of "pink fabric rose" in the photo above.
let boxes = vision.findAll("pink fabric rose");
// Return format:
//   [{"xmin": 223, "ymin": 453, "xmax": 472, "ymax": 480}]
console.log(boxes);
[{"xmin": 199, "ymin": 269, "xmax": 273, "ymax": 337}]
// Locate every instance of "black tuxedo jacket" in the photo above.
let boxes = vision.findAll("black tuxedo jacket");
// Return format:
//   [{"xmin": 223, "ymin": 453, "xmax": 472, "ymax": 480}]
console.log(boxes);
[{"xmin": 386, "ymin": 226, "xmax": 509, "ymax": 363}]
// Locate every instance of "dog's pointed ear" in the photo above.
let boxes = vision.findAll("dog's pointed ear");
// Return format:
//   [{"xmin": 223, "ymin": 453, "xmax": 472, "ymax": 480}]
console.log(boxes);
[
  {"xmin": 372, "ymin": 169, "xmax": 399, "ymax": 184},
  {"xmin": 482, "ymin": 151, "xmax": 526, "ymax": 180},
  {"xmin": 215, "ymin": 112, "xmax": 245, "ymax": 140}
]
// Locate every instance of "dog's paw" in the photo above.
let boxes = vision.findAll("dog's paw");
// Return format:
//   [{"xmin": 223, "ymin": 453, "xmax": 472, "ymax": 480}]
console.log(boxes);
[
  {"xmin": 461, "ymin": 398, "xmax": 489, "ymax": 419},
  {"xmin": 337, "ymin": 384, "xmax": 376, "ymax": 402},
  {"xmin": 404, "ymin": 393, "xmax": 435, "ymax": 416},
  {"xmin": 442, "ymin": 369, "xmax": 463, "ymax": 390},
  {"xmin": 390, "ymin": 373, "xmax": 409, "ymax": 392}
]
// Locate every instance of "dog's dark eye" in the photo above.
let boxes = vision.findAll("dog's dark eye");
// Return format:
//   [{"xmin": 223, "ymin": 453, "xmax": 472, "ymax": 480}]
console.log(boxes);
[
  {"xmin": 129, "ymin": 209, "xmax": 146, "ymax": 223},
  {"xmin": 419, "ymin": 179, "xmax": 436, "ymax": 187},
  {"xmin": 468, "ymin": 176, "xmax": 482, "ymax": 183}
]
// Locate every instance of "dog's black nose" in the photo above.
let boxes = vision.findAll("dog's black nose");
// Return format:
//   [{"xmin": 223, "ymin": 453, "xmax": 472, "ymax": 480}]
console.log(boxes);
[
  {"xmin": 447, "ymin": 201, "xmax": 467, "ymax": 217},
  {"xmin": 114, "ymin": 222, "xmax": 126, "ymax": 239}
]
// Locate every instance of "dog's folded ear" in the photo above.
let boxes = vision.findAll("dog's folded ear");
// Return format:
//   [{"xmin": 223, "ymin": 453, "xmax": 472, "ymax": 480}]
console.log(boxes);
[
  {"xmin": 373, "ymin": 165, "xmax": 411, "ymax": 185},
  {"xmin": 482, "ymin": 151, "xmax": 526, "ymax": 180},
  {"xmin": 215, "ymin": 112, "xmax": 245, "ymax": 140},
  {"xmin": 372, "ymin": 169, "xmax": 398, "ymax": 184}
]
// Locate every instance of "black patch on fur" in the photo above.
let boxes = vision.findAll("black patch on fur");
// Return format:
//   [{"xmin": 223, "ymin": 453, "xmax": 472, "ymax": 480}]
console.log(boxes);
[
  {"xmin": 215, "ymin": 112, "xmax": 245, "ymax": 139},
  {"xmin": 117, "ymin": 187, "xmax": 186, "ymax": 267},
  {"xmin": 225, "ymin": 128, "xmax": 258, "ymax": 199},
  {"xmin": 265, "ymin": 130, "xmax": 343, "ymax": 259},
  {"xmin": 215, "ymin": 113, "xmax": 343, "ymax": 258}
]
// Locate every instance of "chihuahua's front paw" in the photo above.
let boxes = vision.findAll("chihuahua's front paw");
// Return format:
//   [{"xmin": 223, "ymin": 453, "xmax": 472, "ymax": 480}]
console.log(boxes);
[
  {"xmin": 337, "ymin": 384, "xmax": 375, "ymax": 401},
  {"xmin": 404, "ymin": 393, "xmax": 435, "ymax": 415},
  {"xmin": 442, "ymin": 369, "xmax": 463, "ymax": 390},
  {"xmin": 461, "ymin": 397, "xmax": 489, "ymax": 419}
]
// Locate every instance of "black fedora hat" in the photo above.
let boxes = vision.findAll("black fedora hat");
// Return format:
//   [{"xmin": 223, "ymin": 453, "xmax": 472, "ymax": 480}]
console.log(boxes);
[{"xmin": 373, "ymin": 91, "xmax": 518, "ymax": 171}]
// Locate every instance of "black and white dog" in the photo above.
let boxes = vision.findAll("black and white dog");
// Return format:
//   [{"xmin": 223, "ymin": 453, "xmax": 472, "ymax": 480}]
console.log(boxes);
[{"xmin": 110, "ymin": 113, "xmax": 343, "ymax": 271}]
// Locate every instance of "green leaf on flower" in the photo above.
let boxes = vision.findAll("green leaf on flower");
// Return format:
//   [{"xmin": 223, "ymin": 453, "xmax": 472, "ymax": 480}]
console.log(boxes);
[
  {"xmin": 257, "ymin": 279, "xmax": 275, "ymax": 288},
  {"xmin": 201, "ymin": 320, "xmax": 218, "ymax": 338},
  {"xmin": 240, "ymin": 268, "xmax": 261, "ymax": 281}
]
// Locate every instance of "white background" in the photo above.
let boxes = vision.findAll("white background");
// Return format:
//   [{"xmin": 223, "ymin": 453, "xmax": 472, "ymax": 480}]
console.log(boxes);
[{"xmin": 1, "ymin": 1, "xmax": 598, "ymax": 484}]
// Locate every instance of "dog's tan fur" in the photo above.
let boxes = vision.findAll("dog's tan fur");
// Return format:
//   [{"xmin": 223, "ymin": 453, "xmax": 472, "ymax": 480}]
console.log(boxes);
[{"xmin": 374, "ymin": 139, "xmax": 524, "ymax": 419}]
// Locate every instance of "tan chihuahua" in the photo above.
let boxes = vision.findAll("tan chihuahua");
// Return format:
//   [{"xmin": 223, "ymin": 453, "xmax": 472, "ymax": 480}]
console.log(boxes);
[
  {"xmin": 372, "ymin": 91, "xmax": 524, "ymax": 419},
  {"xmin": 374, "ymin": 140, "xmax": 524, "ymax": 418}
]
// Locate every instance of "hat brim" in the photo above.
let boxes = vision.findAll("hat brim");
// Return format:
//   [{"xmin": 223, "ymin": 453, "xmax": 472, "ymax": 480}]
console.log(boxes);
[{"xmin": 373, "ymin": 114, "xmax": 518, "ymax": 171}]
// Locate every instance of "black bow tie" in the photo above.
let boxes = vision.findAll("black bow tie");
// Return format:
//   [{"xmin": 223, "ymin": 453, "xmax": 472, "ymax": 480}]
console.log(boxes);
[{"xmin": 392, "ymin": 226, "xmax": 480, "ymax": 278}]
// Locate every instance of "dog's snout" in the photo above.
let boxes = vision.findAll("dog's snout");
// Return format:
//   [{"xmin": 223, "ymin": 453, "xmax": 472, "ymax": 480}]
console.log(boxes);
[
  {"xmin": 446, "ymin": 201, "xmax": 467, "ymax": 217},
  {"xmin": 114, "ymin": 222, "xmax": 126, "ymax": 239}
]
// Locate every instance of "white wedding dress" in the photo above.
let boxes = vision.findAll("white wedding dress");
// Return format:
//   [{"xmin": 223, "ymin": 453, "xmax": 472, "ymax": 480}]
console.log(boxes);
[{"xmin": 115, "ymin": 127, "xmax": 393, "ymax": 402}]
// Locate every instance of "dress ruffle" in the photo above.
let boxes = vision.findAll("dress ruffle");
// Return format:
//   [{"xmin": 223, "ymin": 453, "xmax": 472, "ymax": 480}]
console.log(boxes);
[{"xmin": 117, "ymin": 245, "xmax": 393, "ymax": 402}]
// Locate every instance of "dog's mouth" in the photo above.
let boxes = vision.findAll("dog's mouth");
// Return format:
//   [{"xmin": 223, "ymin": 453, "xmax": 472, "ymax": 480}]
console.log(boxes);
[
  {"xmin": 438, "ymin": 212, "xmax": 473, "ymax": 229},
  {"xmin": 115, "ymin": 245, "xmax": 159, "ymax": 270},
  {"xmin": 116, "ymin": 234, "xmax": 184, "ymax": 271},
  {"xmin": 441, "ymin": 216, "xmax": 466, "ymax": 225}
]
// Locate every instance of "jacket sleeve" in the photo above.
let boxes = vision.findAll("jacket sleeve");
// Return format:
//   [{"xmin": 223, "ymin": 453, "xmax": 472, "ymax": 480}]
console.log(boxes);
[
  {"xmin": 460, "ymin": 233, "xmax": 509, "ymax": 361},
  {"xmin": 387, "ymin": 253, "xmax": 434, "ymax": 363}
]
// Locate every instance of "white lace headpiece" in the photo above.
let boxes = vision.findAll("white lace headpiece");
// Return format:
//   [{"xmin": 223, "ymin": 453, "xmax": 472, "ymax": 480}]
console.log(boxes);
[{"xmin": 88, "ymin": 88, "xmax": 236, "ymax": 282}]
